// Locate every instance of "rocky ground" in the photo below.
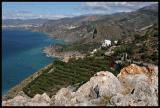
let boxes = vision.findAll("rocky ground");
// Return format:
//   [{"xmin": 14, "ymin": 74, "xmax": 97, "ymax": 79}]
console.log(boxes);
[
  {"xmin": 43, "ymin": 45, "xmax": 85, "ymax": 63},
  {"xmin": 2, "ymin": 64, "xmax": 158, "ymax": 106}
]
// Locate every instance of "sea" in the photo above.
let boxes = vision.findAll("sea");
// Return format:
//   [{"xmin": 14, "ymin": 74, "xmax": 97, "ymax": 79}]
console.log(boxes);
[{"xmin": 2, "ymin": 28, "xmax": 64, "ymax": 96}]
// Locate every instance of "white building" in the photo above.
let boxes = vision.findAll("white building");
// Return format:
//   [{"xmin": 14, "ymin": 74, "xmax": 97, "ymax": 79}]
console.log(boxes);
[
  {"xmin": 90, "ymin": 49, "xmax": 97, "ymax": 54},
  {"xmin": 102, "ymin": 40, "xmax": 111, "ymax": 47},
  {"xmin": 114, "ymin": 40, "xmax": 118, "ymax": 45}
]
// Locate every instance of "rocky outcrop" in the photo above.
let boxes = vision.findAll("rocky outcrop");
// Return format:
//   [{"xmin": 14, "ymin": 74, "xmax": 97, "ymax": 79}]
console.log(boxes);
[
  {"xmin": 117, "ymin": 64, "xmax": 158, "ymax": 94},
  {"xmin": 2, "ymin": 64, "xmax": 158, "ymax": 106},
  {"xmin": 51, "ymin": 64, "xmax": 158, "ymax": 106},
  {"xmin": 2, "ymin": 92, "xmax": 50, "ymax": 106}
]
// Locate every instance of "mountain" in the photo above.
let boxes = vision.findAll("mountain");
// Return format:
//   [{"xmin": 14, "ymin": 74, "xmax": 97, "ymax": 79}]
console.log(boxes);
[
  {"xmin": 2, "ymin": 3, "xmax": 158, "ymax": 106},
  {"xmin": 33, "ymin": 3, "xmax": 158, "ymax": 43},
  {"xmin": 3, "ymin": 4, "xmax": 158, "ymax": 44},
  {"xmin": 2, "ymin": 18, "xmax": 49, "ymax": 27},
  {"xmin": 114, "ymin": 23, "xmax": 158, "ymax": 65},
  {"xmin": 42, "ymin": 15, "xmax": 102, "ymax": 27}
]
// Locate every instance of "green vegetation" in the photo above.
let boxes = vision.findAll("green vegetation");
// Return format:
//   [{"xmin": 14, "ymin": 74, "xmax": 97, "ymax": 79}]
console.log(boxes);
[
  {"xmin": 23, "ymin": 51, "xmax": 117, "ymax": 98},
  {"xmin": 61, "ymin": 42, "xmax": 101, "ymax": 53},
  {"xmin": 23, "ymin": 23, "xmax": 158, "ymax": 98},
  {"xmin": 114, "ymin": 43, "xmax": 134, "ymax": 55}
]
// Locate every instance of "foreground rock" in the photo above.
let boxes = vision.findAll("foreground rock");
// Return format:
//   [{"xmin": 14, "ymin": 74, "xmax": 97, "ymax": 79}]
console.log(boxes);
[
  {"xmin": 51, "ymin": 64, "xmax": 158, "ymax": 106},
  {"xmin": 51, "ymin": 71, "xmax": 123, "ymax": 106},
  {"xmin": 2, "ymin": 92, "xmax": 50, "ymax": 106},
  {"xmin": 2, "ymin": 64, "xmax": 158, "ymax": 106}
]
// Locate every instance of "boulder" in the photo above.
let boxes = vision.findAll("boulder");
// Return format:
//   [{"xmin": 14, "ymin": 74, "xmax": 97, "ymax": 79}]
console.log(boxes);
[
  {"xmin": 2, "ymin": 92, "xmax": 51, "ymax": 106},
  {"xmin": 132, "ymin": 81, "xmax": 158, "ymax": 106},
  {"xmin": 117, "ymin": 64, "xmax": 148, "ymax": 80},
  {"xmin": 2, "ymin": 95, "xmax": 28, "ymax": 106},
  {"xmin": 31, "ymin": 93, "xmax": 50, "ymax": 103},
  {"xmin": 74, "ymin": 71, "xmax": 123, "ymax": 103},
  {"xmin": 2, "ymin": 64, "xmax": 158, "ymax": 106},
  {"xmin": 53, "ymin": 88, "xmax": 75, "ymax": 106},
  {"xmin": 117, "ymin": 64, "xmax": 158, "ymax": 94},
  {"xmin": 25, "ymin": 102, "xmax": 50, "ymax": 106},
  {"xmin": 108, "ymin": 93, "xmax": 133, "ymax": 106}
]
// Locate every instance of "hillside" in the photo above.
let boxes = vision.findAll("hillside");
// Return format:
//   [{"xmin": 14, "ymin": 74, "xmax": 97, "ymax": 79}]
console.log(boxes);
[
  {"xmin": 114, "ymin": 23, "xmax": 158, "ymax": 65},
  {"xmin": 2, "ymin": 18, "xmax": 49, "ymax": 26},
  {"xmin": 33, "ymin": 4, "xmax": 158, "ymax": 43},
  {"xmin": 3, "ymin": 21, "xmax": 157, "ymax": 100},
  {"xmin": 2, "ymin": 4, "xmax": 158, "ymax": 44},
  {"xmin": 24, "ymin": 20, "xmax": 158, "ymax": 97},
  {"xmin": 2, "ymin": 64, "xmax": 158, "ymax": 106},
  {"xmin": 2, "ymin": 3, "xmax": 158, "ymax": 106}
]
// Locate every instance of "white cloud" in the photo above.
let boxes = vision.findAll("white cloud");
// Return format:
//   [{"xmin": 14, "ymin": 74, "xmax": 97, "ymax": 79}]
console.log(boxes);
[
  {"xmin": 2, "ymin": 10, "xmax": 80, "ymax": 20},
  {"xmin": 83, "ymin": 2, "xmax": 158, "ymax": 14},
  {"xmin": 2, "ymin": 2, "xmax": 158, "ymax": 19}
]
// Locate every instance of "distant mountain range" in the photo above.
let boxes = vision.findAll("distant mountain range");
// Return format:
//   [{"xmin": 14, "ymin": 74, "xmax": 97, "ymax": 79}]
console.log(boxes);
[
  {"xmin": 35, "ymin": 3, "xmax": 158, "ymax": 43},
  {"xmin": 2, "ymin": 18, "xmax": 49, "ymax": 27},
  {"xmin": 3, "ymin": 4, "xmax": 158, "ymax": 44}
]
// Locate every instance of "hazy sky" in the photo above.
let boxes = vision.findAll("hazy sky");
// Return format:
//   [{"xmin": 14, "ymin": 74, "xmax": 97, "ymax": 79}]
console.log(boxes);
[{"xmin": 2, "ymin": 2, "xmax": 158, "ymax": 19}]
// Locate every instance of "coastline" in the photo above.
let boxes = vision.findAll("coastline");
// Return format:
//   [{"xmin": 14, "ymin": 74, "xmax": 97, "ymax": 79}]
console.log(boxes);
[
  {"xmin": 2, "ymin": 27, "xmax": 83, "ymax": 100},
  {"xmin": 2, "ymin": 63, "xmax": 53, "ymax": 101},
  {"xmin": 43, "ymin": 45, "xmax": 86, "ymax": 62}
]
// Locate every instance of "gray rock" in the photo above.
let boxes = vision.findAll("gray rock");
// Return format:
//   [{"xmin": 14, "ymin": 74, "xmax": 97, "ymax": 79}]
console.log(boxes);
[
  {"xmin": 53, "ymin": 88, "xmax": 74, "ymax": 106},
  {"xmin": 74, "ymin": 71, "xmax": 123, "ymax": 103},
  {"xmin": 108, "ymin": 93, "xmax": 133, "ymax": 106},
  {"xmin": 132, "ymin": 81, "xmax": 158, "ymax": 106},
  {"xmin": 2, "ymin": 66, "xmax": 158, "ymax": 106}
]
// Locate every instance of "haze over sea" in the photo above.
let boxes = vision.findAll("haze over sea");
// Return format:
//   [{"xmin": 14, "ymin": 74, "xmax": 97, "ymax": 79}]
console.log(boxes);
[{"xmin": 2, "ymin": 28, "xmax": 64, "ymax": 95}]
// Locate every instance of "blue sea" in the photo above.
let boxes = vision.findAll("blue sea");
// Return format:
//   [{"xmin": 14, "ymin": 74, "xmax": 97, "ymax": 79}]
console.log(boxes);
[{"xmin": 2, "ymin": 28, "xmax": 64, "ymax": 96}]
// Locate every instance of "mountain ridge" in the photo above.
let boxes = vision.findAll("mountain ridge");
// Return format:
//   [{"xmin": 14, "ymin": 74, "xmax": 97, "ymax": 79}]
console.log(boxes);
[{"xmin": 32, "ymin": 3, "xmax": 158, "ymax": 43}]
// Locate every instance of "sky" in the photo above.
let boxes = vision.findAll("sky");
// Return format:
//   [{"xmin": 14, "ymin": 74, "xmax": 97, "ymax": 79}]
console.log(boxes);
[{"xmin": 2, "ymin": 2, "xmax": 158, "ymax": 20}]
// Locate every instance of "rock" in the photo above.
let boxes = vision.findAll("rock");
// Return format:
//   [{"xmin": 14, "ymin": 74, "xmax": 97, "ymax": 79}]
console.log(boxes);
[
  {"xmin": 31, "ymin": 93, "xmax": 50, "ymax": 103},
  {"xmin": 74, "ymin": 71, "xmax": 123, "ymax": 103},
  {"xmin": 2, "ymin": 92, "xmax": 51, "ymax": 106},
  {"xmin": 117, "ymin": 64, "xmax": 158, "ymax": 94},
  {"xmin": 2, "ymin": 95, "xmax": 28, "ymax": 106},
  {"xmin": 119, "ymin": 74, "xmax": 149, "ymax": 94},
  {"xmin": 132, "ymin": 81, "xmax": 158, "ymax": 106},
  {"xmin": 154, "ymin": 66, "xmax": 158, "ymax": 76},
  {"xmin": 2, "ymin": 64, "xmax": 158, "ymax": 106},
  {"xmin": 129, "ymin": 100, "xmax": 146, "ymax": 106},
  {"xmin": 33, "ymin": 93, "xmax": 50, "ymax": 104},
  {"xmin": 53, "ymin": 88, "xmax": 74, "ymax": 106},
  {"xmin": 25, "ymin": 102, "xmax": 50, "ymax": 106},
  {"xmin": 41, "ymin": 93, "xmax": 51, "ymax": 103},
  {"xmin": 73, "ymin": 101, "xmax": 96, "ymax": 106},
  {"xmin": 16, "ymin": 91, "xmax": 30, "ymax": 99},
  {"xmin": 117, "ymin": 64, "xmax": 148, "ymax": 80},
  {"xmin": 108, "ymin": 93, "xmax": 132, "ymax": 106}
]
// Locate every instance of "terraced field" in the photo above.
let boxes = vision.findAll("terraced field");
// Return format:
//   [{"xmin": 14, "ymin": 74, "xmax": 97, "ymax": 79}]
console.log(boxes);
[{"xmin": 23, "ymin": 52, "xmax": 117, "ymax": 97}]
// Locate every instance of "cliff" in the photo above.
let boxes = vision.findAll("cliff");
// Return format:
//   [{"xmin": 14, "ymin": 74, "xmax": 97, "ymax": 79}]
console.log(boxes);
[{"xmin": 2, "ymin": 64, "xmax": 158, "ymax": 106}]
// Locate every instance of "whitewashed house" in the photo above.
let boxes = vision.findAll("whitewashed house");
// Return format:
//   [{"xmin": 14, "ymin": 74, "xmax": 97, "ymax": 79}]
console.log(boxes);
[
  {"xmin": 102, "ymin": 40, "xmax": 111, "ymax": 47},
  {"xmin": 114, "ymin": 40, "xmax": 118, "ymax": 45},
  {"xmin": 90, "ymin": 49, "xmax": 97, "ymax": 54}
]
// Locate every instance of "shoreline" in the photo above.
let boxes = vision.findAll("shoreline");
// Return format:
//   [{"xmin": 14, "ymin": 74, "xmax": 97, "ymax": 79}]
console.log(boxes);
[
  {"xmin": 2, "ymin": 27, "xmax": 84, "ymax": 100},
  {"xmin": 43, "ymin": 45, "xmax": 86, "ymax": 62},
  {"xmin": 2, "ymin": 63, "xmax": 53, "ymax": 101},
  {"xmin": 2, "ymin": 27, "xmax": 67, "ymax": 100}
]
